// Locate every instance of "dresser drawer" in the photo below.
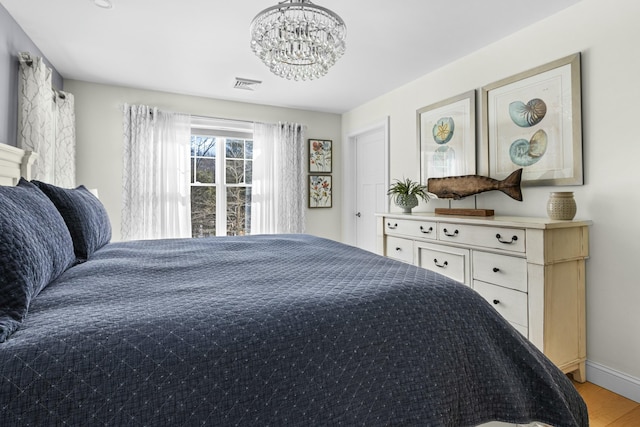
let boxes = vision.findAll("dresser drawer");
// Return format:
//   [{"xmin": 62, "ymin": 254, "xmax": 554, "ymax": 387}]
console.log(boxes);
[
  {"xmin": 510, "ymin": 322, "xmax": 528, "ymax": 338},
  {"xmin": 474, "ymin": 280, "xmax": 528, "ymax": 329},
  {"xmin": 385, "ymin": 236, "xmax": 414, "ymax": 264},
  {"xmin": 416, "ymin": 243, "xmax": 470, "ymax": 285},
  {"xmin": 384, "ymin": 218, "xmax": 437, "ymax": 240},
  {"xmin": 438, "ymin": 223, "xmax": 525, "ymax": 253},
  {"xmin": 472, "ymin": 251, "xmax": 527, "ymax": 292}
]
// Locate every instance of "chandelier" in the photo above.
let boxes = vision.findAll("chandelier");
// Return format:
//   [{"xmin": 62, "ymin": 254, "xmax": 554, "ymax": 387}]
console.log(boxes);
[{"xmin": 250, "ymin": 0, "xmax": 347, "ymax": 81}]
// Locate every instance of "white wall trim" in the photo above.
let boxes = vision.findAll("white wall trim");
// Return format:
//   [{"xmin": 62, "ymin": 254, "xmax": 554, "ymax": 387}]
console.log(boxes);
[
  {"xmin": 586, "ymin": 360, "xmax": 640, "ymax": 403},
  {"xmin": 342, "ymin": 117, "xmax": 390, "ymax": 246}
]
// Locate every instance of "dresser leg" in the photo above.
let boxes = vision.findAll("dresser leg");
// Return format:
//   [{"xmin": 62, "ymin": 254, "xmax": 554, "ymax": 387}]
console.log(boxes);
[{"xmin": 571, "ymin": 362, "xmax": 587, "ymax": 383}]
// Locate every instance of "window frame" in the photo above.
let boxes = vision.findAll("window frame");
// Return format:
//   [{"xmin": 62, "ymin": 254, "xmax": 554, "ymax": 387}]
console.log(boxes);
[{"xmin": 190, "ymin": 118, "xmax": 254, "ymax": 237}]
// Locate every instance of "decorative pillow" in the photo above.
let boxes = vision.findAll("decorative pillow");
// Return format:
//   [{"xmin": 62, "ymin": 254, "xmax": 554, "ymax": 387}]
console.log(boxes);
[
  {"xmin": 0, "ymin": 179, "xmax": 76, "ymax": 342},
  {"xmin": 32, "ymin": 181, "xmax": 112, "ymax": 261}
]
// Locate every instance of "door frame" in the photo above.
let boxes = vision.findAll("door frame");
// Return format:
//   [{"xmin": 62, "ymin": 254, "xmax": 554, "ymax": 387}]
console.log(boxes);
[{"xmin": 342, "ymin": 117, "xmax": 390, "ymax": 247}]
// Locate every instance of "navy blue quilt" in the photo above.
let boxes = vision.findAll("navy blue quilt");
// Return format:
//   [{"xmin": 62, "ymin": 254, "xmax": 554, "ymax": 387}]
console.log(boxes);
[{"xmin": 0, "ymin": 234, "xmax": 587, "ymax": 426}]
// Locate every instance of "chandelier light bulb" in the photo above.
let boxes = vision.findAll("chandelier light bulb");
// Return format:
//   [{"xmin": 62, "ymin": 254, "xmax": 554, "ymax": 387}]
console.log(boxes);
[{"xmin": 250, "ymin": 0, "xmax": 346, "ymax": 81}]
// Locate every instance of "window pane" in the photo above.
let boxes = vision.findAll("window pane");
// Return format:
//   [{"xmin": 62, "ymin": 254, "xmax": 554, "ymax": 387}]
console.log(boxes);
[
  {"xmin": 226, "ymin": 187, "xmax": 250, "ymax": 236},
  {"xmin": 191, "ymin": 186, "xmax": 216, "ymax": 238},
  {"xmin": 226, "ymin": 159, "xmax": 245, "ymax": 184},
  {"xmin": 190, "ymin": 132, "xmax": 253, "ymax": 238},
  {"xmin": 225, "ymin": 139, "xmax": 244, "ymax": 159},
  {"xmin": 246, "ymin": 187, "xmax": 252, "ymax": 231},
  {"xmin": 245, "ymin": 160, "xmax": 253, "ymax": 184},
  {"xmin": 195, "ymin": 158, "xmax": 216, "ymax": 184},
  {"xmin": 191, "ymin": 136, "xmax": 217, "ymax": 157}
]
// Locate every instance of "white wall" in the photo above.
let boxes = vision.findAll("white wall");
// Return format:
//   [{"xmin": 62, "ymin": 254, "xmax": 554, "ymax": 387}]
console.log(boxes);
[
  {"xmin": 342, "ymin": 0, "xmax": 640, "ymax": 397},
  {"xmin": 64, "ymin": 80, "xmax": 342, "ymax": 242}
]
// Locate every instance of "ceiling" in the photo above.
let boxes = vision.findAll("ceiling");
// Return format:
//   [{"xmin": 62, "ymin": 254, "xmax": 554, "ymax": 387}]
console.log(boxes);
[{"xmin": 1, "ymin": 0, "xmax": 582, "ymax": 114}]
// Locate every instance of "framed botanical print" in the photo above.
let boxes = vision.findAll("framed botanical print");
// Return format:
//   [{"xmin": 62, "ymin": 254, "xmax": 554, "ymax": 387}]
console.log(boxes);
[
  {"xmin": 418, "ymin": 90, "xmax": 476, "ymax": 183},
  {"xmin": 481, "ymin": 53, "xmax": 583, "ymax": 186},
  {"xmin": 309, "ymin": 175, "xmax": 332, "ymax": 208},
  {"xmin": 309, "ymin": 139, "xmax": 332, "ymax": 173}
]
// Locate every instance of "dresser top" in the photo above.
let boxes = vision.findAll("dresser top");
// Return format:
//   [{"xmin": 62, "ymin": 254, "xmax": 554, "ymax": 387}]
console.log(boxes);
[{"xmin": 375, "ymin": 212, "xmax": 592, "ymax": 230}]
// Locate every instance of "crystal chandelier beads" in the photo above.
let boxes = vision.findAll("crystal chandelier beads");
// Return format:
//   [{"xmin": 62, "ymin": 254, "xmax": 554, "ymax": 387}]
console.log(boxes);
[{"xmin": 250, "ymin": 0, "xmax": 346, "ymax": 81}]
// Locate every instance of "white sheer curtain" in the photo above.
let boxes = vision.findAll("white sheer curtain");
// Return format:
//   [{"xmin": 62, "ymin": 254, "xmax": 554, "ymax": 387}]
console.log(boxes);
[
  {"xmin": 17, "ymin": 52, "xmax": 75, "ymax": 186},
  {"xmin": 122, "ymin": 104, "xmax": 192, "ymax": 240},
  {"xmin": 54, "ymin": 93, "xmax": 76, "ymax": 187},
  {"xmin": 252, "ymin": 122, "xmax": 306, "ymax": 234}
]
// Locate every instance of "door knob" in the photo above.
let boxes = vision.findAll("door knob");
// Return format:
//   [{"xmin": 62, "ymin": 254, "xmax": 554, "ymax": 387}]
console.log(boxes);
[{"xmin": 355, "ymin": 212, "xmax": 361, "ymax": 217}]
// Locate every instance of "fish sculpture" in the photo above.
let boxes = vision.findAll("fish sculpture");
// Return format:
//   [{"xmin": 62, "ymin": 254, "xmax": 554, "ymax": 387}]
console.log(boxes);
[{"xmin": 427, "ymin": 169, "xmax": 523, "ymax": 201}]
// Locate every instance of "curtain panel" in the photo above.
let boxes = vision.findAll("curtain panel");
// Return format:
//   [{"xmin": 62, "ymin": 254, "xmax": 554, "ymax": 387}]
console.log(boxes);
[
  {"xmin": 122, "ymin": 104, "xmax": 191, "ymax": 240},
  {"xmin": 17, "ymin": 52, "xmax": 75, "ymax": 187},
  {"xmin": 252, "ymin": 122, "xmax": 306, "ymax": 234}
]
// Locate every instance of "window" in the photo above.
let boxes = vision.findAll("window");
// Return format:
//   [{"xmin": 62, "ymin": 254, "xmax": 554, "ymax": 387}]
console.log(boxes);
[{"xmin": 190, "ymin": 120, "xmax": 253, "ymax": 237}]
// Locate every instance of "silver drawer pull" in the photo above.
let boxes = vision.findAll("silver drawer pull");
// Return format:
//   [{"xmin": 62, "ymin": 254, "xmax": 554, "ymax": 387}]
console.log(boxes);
[
  {"xmin": 420, "ymin": 226, "xmax": 433, "ymax": 234},
  {"xmin": 492, "ymin": 267, "xmax": 500, "ymax": 273},
  {"xmin": 493, "ymin": 299, "xmax": 500, "ymax": 305},
  {"xmin": 443, "ymin": 228, "xmax": 459, "ymax": 237},
  {"xmin": 387, "ymin": 222, "xmax": 398, "ymax": 230},
  {"xmin": 433, "ymin": 259, "xmax": 448, "ymax": 268},
  {"xmin": 496, "ymin": 233, "xmax": 518, "ymax": 244}
]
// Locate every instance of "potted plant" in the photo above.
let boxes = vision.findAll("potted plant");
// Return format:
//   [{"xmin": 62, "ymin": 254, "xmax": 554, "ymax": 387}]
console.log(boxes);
[{"xmin": 387, "ymin": 178, "xmax": 430, "ymax": 213}]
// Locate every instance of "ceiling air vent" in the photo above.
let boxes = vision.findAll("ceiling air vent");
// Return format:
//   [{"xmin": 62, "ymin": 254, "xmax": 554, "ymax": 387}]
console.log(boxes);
[{"xmin": 234, "ymin": 77, "xmax": 262, "ymax": 91}]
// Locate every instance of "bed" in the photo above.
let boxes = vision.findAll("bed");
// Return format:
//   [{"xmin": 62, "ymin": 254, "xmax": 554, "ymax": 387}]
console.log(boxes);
[{"xmin": 0, "ymin": 145, "xmax": 588, "ymax": 426}]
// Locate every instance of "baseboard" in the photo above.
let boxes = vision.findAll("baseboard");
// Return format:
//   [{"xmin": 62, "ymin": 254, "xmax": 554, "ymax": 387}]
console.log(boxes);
[{"xmin": 586, "ymin": 360, "xmax": 640, "ymax": 403}]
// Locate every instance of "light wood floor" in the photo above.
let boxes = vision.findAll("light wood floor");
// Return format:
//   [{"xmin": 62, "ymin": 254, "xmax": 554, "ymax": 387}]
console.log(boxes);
[{"xmin": 573, "ymin": 381, "xmax": 640, "ymax": 426}]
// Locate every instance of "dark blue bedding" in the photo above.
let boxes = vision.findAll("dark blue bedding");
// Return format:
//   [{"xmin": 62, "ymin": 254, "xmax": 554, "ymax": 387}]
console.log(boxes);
[{"xmin": 0, "ymin": 234, "xmax": 587, "ymax": 426}]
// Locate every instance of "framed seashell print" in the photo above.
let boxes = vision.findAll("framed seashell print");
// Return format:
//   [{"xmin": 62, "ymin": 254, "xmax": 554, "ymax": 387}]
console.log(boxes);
[
  {"xmin": 417, "ymin": 90, "xmax": 476, "ymax": 184},
  {"xmin": 481, "ymin": 53, "xmax": 583, "ymax": 186}
]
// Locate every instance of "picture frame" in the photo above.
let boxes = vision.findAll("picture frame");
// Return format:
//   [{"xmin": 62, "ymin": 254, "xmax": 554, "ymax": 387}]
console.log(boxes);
[
  {"xmin": 309, "ymin": 175, "xmax": 332, "ymax": 208},
  {"xmin": 418, "ymin": 90, "xmax": 476, "ymax": 184},
  {"xmin": 309, "ymin": 139, "xmax": 332, "ymax": 173},
  {"xmin": 481, "ymin": 53, "xmax": 583, "ymax": 186}
]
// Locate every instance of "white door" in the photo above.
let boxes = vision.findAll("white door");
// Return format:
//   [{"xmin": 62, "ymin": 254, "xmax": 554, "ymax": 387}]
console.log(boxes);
[{"xmin": 354, "ymin": 125, "xmax": 387, "ymax": 253}]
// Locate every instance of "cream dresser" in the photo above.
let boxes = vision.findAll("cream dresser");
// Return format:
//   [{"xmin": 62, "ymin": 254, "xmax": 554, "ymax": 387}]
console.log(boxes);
[{"xmin": 375, "ymin": 213, "xmax": 591, "ymax": 382}]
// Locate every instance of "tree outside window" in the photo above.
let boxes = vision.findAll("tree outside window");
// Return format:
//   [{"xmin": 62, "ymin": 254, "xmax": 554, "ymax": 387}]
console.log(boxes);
[{"xmin": 190, "ymin": 135, "xmax": 252, "ymax": 237}]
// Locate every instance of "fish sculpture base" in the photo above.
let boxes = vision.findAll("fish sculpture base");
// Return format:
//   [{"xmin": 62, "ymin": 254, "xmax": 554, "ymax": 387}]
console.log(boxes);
[{"xmin": 434, "ymin": 208, "xmax": 495, "ymax": 217}]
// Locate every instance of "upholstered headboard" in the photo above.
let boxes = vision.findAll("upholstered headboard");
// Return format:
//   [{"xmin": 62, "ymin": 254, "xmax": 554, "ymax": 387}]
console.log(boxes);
[{"xmin": 0, "ymin": 144, "xmax": 38, "ymax": 186}]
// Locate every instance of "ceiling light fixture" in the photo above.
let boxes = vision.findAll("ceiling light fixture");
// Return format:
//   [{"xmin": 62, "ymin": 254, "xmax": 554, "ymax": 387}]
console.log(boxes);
[
  {"xmin": 93, "ymin": 0, "xmax": 113, "ymax": 9},
  {"xmin": 249, "ymin": 0, "xmax": 346, "ymax": 81}
]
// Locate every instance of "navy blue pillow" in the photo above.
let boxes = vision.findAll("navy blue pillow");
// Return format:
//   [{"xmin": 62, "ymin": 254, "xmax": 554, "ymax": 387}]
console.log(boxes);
[
  {"xmin": 33, "ymin": 181, "xmax": 111, "ymax": 261},
  {"xmin": 0, "ymin": 179, "xmax": 76, "ymax": 342}
]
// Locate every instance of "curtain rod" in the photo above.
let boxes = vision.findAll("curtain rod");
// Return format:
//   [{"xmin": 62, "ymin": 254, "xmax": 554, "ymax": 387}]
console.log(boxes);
[
  {"xmin": 125, "ymin": 110, "xmax": 299, "ymax": 130},
  {"xmin": 191, "ymin": 114, "xmax": 254, "ymax": 125},
  {"xmin": 53, "ymin": 89, "xmax": 67, "ymax": 100},
  {"xmin": 120, "ymin": 109, "xmax": 251, "ymax": 125},
  {"xmin": 18, "ymin": 51, "xmax": 33, "ymax": 66}
]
